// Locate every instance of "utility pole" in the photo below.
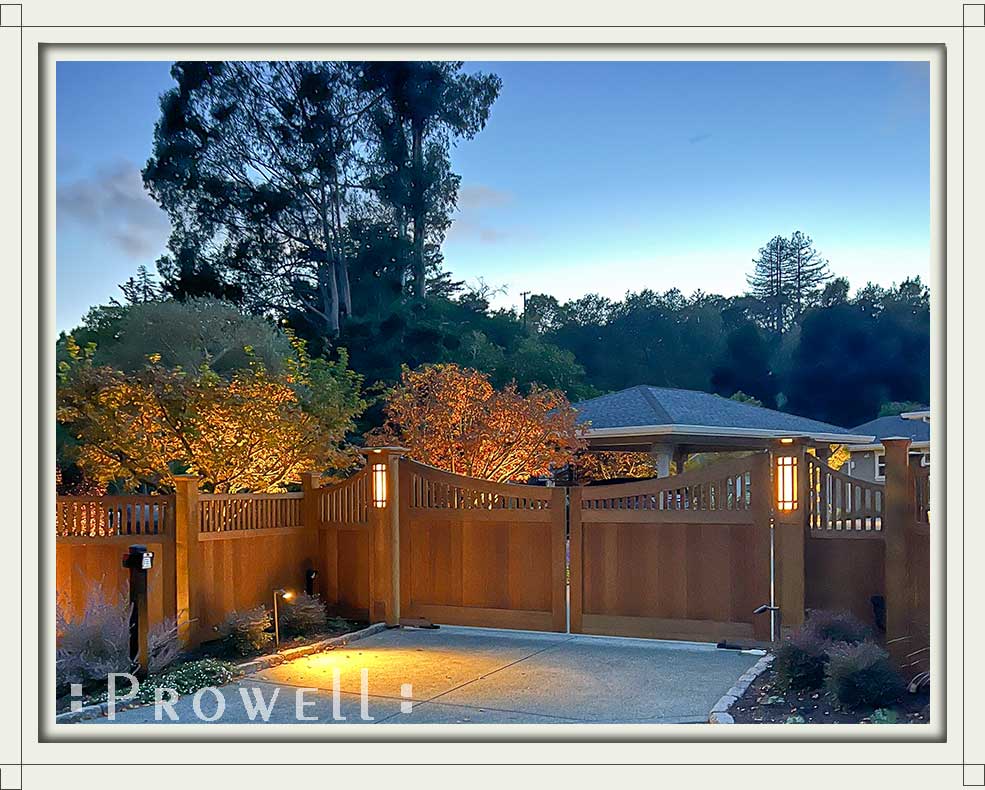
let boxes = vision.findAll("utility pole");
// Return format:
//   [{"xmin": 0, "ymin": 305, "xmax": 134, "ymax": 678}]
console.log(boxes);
[{"xmin": 520, "ymin": 290, "xmax": 531, "ymax": 329}]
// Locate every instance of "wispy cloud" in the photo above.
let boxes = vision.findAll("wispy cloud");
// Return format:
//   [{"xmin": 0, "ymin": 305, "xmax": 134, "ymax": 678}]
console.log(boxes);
[
  {"xmin": 457, "ymin": 184, "xmax": 512, "ymax": 210},
  {"xmin": 449, "ymin": 184, "xmax": 513, "ymax": 245},
  {"xmin": 57, "ymin": 161, "xmax": 171, "ymax": 259},
  {"xmin": 688, "ymin": 132, "xmax": 712, "ymax": 144}
]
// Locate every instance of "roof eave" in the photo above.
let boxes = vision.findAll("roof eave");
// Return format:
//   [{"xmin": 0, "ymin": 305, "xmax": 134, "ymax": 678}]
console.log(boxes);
[
  {"xmin": 582, "ymin": 423, "xmax": 876, "ymax": 444},
  {"xmin": 845, "ymin": 440, "xmax": 931, "ymax": 451}
]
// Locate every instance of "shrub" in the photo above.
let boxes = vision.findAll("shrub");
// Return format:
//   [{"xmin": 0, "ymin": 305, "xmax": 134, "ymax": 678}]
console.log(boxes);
[
  {"xmin": 93, "ymin": 657, "xmax": 238, "ymax": 707},
  {"xmin": 56, "ymin": 583, "xmax": 132, "ymax": 694},
  {"xmin": 215, "ymin": 606, "xmax": 273, "ymax": 656},
  {"xmin": 278, "ymin": 593, "xmax": 328, "ymax": 638},
  {"xmin": 148, "ymin": 616, "xmax": 183, "ymax": 675},
  {"xmin": 803, "ymin": 610, "xmax": 871, "ymax": 645},
  {"xmin": 773, "ymin": 630, "xmax": 830, "ymax": 691},
  {"xmin": 825, "ymin": 641, "xmax": 905, "ymax": 710}
]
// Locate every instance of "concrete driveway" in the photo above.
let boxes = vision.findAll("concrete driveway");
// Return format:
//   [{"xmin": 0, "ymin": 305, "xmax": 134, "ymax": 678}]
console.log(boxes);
[{"xmin": 89, "ymin": 625, "xmax": 761, "ymax": 725}]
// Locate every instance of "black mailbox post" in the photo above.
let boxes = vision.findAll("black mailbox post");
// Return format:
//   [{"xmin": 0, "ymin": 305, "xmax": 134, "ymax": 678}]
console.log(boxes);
[{"xmin": 122, "ymin": 544, "xmax": 154, "ymax": 677}]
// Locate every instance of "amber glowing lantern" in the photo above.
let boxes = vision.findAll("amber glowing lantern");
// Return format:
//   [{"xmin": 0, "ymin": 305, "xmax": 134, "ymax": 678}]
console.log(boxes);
[
  {"xmin": 775, "ymin": 438, "xmax": 799, "ymax": 512},
  {"xmin": 372, "ymin": 462, "xmax": 387, "ymax": 508}
]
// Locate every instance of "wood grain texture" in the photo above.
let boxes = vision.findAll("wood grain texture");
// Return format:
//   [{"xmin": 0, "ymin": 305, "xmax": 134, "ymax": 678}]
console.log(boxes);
[
  {"xmin": 571, "ymin": 454, "xmax": 770, "ymax": 644},
  {"xmin": 399, "ymin": 459, "xmax": 566, "ymax": 631}
]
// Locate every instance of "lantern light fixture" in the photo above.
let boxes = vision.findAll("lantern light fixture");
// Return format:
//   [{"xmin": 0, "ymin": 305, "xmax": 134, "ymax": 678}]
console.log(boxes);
[{"xmin": 372, "ymin": 462, "xmax": 387, "ymax": 508}]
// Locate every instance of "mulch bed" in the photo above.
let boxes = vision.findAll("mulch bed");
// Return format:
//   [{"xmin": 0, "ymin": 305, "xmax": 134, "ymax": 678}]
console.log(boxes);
[
  {"xmin": 188, "ymin": 618, "xmax": 369, "ymax": 662},
  {"xmin": 730, "ymin": 663, "xmax": 930, "ymax": 724}
]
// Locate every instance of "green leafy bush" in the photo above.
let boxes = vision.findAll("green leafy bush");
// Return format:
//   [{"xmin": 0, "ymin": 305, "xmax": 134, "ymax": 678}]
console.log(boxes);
[
  {"xmin": 804, "ymin": 610, "xmax": 871, "ymax": 645},
  {"xmin": 773, "ymin": 630, "xmax": 829, "ymax": 691},
  {"xmin": 825, "ymin": 641, "xmax": 905, "ymax": 710},
  {"xmin": 215, "ymin": 606, "xmax": 273, "ymax": 656},
  {"xmin": 278, "ymin": 593, "xmax": 329, "ymax": 638}
]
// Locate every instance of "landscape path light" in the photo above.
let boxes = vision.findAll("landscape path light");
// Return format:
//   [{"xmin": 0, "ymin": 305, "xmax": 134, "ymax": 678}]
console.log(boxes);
[{"xmin": 272, "ymin": 588, "xmax": 294, "ymax": 648}]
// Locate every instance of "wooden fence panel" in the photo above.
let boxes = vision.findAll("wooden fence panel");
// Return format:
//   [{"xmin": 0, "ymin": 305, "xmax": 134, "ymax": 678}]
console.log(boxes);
[
  {"xmin": 316, "ymin": 467, "xmax": 377, "ymax": 621},
  {"xmin": 571, "ymin": 454, "xmax": 771, "ymax": 643},
  {"xmin": 399, "ymin": 460, "xmax": 566, "ymax": 632},
  {"xmin": 901, "ymin": 464, "xmax": 930, "ymax": 677},
  {"xmin": 55, "ymin": 495, "xmax": 175, "ymax": 631}
]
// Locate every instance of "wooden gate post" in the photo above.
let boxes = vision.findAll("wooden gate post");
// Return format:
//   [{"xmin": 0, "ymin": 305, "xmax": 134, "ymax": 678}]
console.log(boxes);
[
  {"xmin": 362, "ymin": 447, "xmax": 406, "ymax": 626},
  {"xmin": 771, "ymin": 438, "xmax": 808, "ymax": 636},
  {"xmin": 173, "ymin": 475, "xmax": 201, "ymax": 647},
  {"xmin": 883, "ymin": 437, "xmax": 912, "ymax": 665}
]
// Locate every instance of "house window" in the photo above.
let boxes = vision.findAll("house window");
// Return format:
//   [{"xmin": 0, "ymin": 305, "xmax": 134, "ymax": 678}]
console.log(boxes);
[{"xmin": 875, "ymin": 452, "xmax": 886, "ymax": 481}]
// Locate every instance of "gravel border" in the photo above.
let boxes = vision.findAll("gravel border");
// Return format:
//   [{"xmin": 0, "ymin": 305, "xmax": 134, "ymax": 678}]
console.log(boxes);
[
  {"xmin": 55, "ymin": 622, "xmax": 388, "ymax": 724},
  {"xmin": 708, "ymin": 653, "xmax": 774, "ymax": 724}
]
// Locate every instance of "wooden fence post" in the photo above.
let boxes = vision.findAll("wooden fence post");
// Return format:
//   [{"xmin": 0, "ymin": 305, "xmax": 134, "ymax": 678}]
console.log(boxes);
[
  {"xmin": 771, "ymin": 438, "xmax": 808, "ymax": 636},
  {"xmin": 883, "ymin": 437, "xmax": 912, "ymax": 665},
  {"xmin": 173, "ymin": 475, "xmax": 201, "ymax": 647},
  {"xmin": 301, "ymin": 471, "xmax": 322, "ymax": 595}
]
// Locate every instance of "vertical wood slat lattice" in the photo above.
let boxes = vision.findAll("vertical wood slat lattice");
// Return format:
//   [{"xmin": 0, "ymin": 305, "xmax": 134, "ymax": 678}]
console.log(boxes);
[
  {"xmin": 197, "ymin": 492, "xmax": 304, "ymax": 533},
  {"xmin": 579, "ymin": 455, "xmax": 755, "ymax": 514},
  {"xmin": 55, "ymin": 495, "xmax": 174, "ymax": 537},
  {"xmin": 912, "ymin": 466, "xmax": 930, "ymax": 526},
  {"xmin": 317, "ymin": 468, "xmax": 371, "ymax": 526},
  {"xmin": 806, "ymin": 454, "xmax": 885, "ymax": 534}
]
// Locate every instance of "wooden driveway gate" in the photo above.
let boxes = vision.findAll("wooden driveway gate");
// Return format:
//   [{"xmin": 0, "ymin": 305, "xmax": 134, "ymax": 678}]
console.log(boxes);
[
  {"xmin": 398, "ymin": 459, "xmax": 567, "ymax": 632},
  {"xmin": 569, "ymin": 454, "xmax": 773, "ymax": 643}
]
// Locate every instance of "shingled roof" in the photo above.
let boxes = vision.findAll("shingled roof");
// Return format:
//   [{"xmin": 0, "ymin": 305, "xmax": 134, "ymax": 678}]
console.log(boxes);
[
  {"xmin": 849, "ymin": 414, "xmax": 930, "ymax": 444},
  {"xmin": 573, "ymin": 385, "xmax": 869, "ymax": 443}
]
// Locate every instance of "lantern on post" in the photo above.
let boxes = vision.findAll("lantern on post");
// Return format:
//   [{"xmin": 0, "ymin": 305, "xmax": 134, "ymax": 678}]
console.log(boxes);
[
  {"xmin": 358, "ymin": 447, "xmax": 408, "ymax": 627},
  {"xmin": 775, "ymin": 437, "xmax": 800, "ymax": 512}
]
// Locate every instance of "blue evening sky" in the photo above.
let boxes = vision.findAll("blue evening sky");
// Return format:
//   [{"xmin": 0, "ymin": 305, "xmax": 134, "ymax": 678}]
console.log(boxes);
[{"xmin": 56, "ymin": 59, "xmax": 929, "ymax": 331}]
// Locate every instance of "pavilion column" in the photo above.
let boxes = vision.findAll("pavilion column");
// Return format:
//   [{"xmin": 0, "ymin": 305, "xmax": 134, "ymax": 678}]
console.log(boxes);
[
  {"xmin": 672, "ymin": 447, "xmax": 689, "ymax": 475},
  {"xmin": 649, "ymin": 443, "xmax": 675, "ymax": 478}
]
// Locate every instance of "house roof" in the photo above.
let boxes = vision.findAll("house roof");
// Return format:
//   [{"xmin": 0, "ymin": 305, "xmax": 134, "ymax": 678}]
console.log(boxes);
[
  {"xmin": 848, "ymin": 414, "xmax": 931, "ymax": 446},
  {"xmin": 572, "ymin": 385, "xmax": 874, "ymax": 446}
]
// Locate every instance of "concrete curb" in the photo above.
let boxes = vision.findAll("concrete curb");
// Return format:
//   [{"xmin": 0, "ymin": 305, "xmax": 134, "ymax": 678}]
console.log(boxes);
[
  {"xmin": 707, "ymin": 653, "xmax": 774, "ymax": 723},
  {"xmin": 55, "ymin": 622, "xmax": 388, "ymax": 724},
  {"xmin": 235, "ymin": 622, "xmax": 388, "ymax": 674}
]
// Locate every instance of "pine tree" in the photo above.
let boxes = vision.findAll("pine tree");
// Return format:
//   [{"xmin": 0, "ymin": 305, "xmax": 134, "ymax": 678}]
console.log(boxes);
[
  {"xmin": 787, "ymin": 230, "xmax": 831, "ymax": 317},
  {"xmin": 119, "ymin": 265, "xmax": 160, "ymax": 304},
  {"xmin": 747, "ymin": 235, "xmax": 791, "ymax": 334}
]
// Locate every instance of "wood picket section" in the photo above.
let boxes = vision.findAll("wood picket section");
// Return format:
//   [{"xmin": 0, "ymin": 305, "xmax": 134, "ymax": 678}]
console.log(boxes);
[
  {"xmin": 315, "ymin": 466, "xmax": 379, "ymax": 622},
  {"xmin": 56, "ymin": 495, "xmax": 173, "ymax": 538},
  {"xmin": 570, "ymin": 454, "xmax": 772, "ymax": 643},
  {"xmin": 398, "ymin": 459, "xmax": 567, "ymax": 632},
  {"xmin": 198, "ymin": 492, "xmax": 304, "ymax": 536},
  {"xmin": 804, "ymin": 454, "xmax": 887, "ymax": 629},
  {"xmin": 806, "ymin": 455, "xmax": 884, "ymax": 535},
  {"xmin": 901, "ymin": 462, "xmax": 930, "ymax": 676}
]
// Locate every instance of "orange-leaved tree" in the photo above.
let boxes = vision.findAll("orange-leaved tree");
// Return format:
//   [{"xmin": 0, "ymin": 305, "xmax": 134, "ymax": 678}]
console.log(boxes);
[
  {"xmin": 369, "ymin": 363, "xmax": 585, "ymax": 482},
  {"xmin": 571, "ymin": 451, "xmax": 658, "ymax": 484},
  {"xmin": 57, "ymin": 336, "xmax": 365, "ymax": 493}
]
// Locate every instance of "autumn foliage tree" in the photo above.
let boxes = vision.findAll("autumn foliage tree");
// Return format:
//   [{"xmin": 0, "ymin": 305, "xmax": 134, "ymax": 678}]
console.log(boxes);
[
  {"xmin": 571, "ymin": 451, "xmax": 658, "ymax": 484},
  {"xmin": 370, "ymin": 363, "xmax": 584, "ymax": 482},
  {"xmin": 57, "ymin": 337, "xmax": 365, "ymax": 493}
]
